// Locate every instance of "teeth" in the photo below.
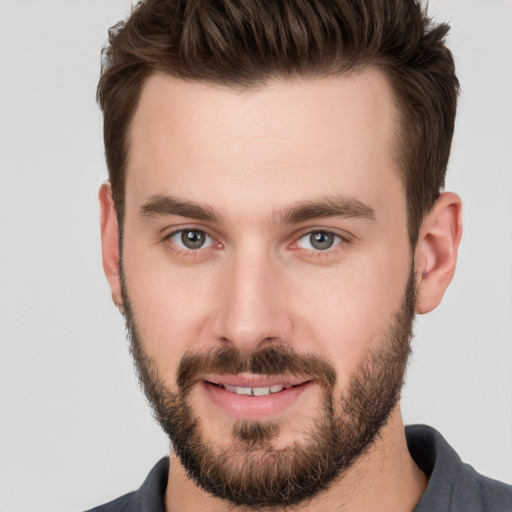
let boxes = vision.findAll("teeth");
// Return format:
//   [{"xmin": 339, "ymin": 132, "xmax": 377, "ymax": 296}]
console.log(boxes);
[
  {"xmin": 253, "ymin": 387, "xmax": 271, "ymax": 396},
  {"xmin": 224, "ymin": 384, "xmax": 252, "ymax": 395},
  {"xmin": 222, "ymin": 384, "xmax": 287, "ymax": 396}
]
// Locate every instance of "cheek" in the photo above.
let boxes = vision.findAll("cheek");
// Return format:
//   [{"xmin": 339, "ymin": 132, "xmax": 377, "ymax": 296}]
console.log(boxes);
[
  {"xmin": 122, "ymin": 246, "xmax": 217, "ymax": 381},
  {"xmin": 291, "ymin": 249, "xmax": 411, "ymax": 385}
]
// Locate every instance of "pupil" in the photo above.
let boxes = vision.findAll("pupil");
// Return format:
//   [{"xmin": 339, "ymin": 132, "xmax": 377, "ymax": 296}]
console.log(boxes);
[
  {"xmin": 181, "ymin": 230, "xmax": 205, "ymax": 249},
  {"xmin": 310, "ymin": 232, "xmax": 334, "ymax": 250}
]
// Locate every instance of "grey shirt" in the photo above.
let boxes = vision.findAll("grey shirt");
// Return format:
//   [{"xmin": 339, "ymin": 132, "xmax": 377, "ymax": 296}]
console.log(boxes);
[{"xmin": 86, "ymin": 425, "xmax": 512, "ymax": 511}]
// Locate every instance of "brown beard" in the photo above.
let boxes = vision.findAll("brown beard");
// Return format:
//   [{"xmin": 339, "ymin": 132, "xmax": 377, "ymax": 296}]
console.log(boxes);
[{"xmin": 121, "ymin": 267, "xmax": 416, "ymax": 509}]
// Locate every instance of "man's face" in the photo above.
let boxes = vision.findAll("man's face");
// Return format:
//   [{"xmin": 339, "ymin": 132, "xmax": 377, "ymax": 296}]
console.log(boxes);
[{"xmin": 118, "ymin": 71, "xmax": 415, "ymax": 506}]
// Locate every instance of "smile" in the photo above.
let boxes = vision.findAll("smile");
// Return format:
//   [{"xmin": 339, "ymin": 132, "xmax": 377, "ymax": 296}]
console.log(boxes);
[
  {"xmin": 206, "ymin": 382, "xmax": 304, "ymax": 396},
  {"xmin": 201, "ymin": 375, "xmax": 314, "ymax": 419}
]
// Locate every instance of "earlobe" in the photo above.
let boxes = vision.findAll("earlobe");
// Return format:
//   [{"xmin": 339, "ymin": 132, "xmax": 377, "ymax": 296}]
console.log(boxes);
[
  {"xmin": 415, "ymin": 192, "xmax": 463, "ymax": 314},
  {"xmin": 99, "ymin": 183, "xmax": 123, "ymax": 309}
]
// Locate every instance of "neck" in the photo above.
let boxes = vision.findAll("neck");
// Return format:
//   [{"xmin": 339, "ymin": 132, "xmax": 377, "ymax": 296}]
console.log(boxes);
[{"xmin": 165, "ymin": 407, "xmax": 427, "ymax": 512}]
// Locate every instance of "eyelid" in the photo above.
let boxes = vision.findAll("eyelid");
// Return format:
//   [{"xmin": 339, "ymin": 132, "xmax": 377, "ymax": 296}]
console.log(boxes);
[
  {"xmin": 161, "ymin": 223, "xmax": 217, "ymax": 240},
  {"xmin": 289, "ymin": 228, "xmax": 353, "ymax": 255},
  {"xmin": 294, "ymin": 227, "xmax": 351, "ymax": 242},
  {"xmin": 162, "ymin": 225, "xmax": 222, "ymax": 254}
]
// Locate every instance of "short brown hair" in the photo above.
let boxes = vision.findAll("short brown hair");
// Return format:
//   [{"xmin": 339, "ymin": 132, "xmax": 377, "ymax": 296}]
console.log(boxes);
[{"xmin": 97, "ymin": 0, "xmax": 459, "ymax": 245}]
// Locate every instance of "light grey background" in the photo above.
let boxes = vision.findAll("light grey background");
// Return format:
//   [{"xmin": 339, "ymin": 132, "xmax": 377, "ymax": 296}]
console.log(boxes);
[{"xmin": 0, "ymin": 1, "xmax": 511, "ymax": 511}]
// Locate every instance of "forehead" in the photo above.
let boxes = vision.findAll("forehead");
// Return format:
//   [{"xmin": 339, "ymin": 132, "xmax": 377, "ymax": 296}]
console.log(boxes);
[{"xmin": 126, "ymin": 70, "xmax": 403, "ymax": 219}]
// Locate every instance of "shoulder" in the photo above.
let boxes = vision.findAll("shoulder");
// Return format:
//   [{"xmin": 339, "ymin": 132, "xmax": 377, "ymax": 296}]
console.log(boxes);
[
  {"xmin": 83, "ymin": 458, "xmax": 169, "ymax": 512},
  {"xmin": 85, "ymin": 491, "xmax": 139, "ymax": 512},
  {"xmin": 406, "ymin": 425, "xmax": 512, "ymax": 512},
  {"xmin": 478, "ymin": 474, "xmax": 512, "ymax": 512}
]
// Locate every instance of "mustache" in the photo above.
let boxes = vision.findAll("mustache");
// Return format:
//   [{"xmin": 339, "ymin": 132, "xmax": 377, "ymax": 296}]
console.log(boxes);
[{"xmin": 177, "ymin": 345, "xmax": 337, "ymax": 394}]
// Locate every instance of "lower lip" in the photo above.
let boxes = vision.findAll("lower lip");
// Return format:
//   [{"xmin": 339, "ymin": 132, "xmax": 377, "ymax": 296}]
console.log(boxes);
[{"xmin": 201, "ymin": 380, "xmax": 313, "ymax": 420}]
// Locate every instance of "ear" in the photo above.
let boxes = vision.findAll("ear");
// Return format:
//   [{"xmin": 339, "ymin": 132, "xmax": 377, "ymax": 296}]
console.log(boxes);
[
  {"xmin": 99, "ymin": 183, "xmax": 123, "ymax": 309},
  {"xmin": 415, "ymin": 192, "xmax": 463, "ymax": 314}
]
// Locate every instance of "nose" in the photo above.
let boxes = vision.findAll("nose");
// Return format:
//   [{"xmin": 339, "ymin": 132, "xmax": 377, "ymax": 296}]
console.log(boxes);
[{"xmin": 212, "ymin": 247, "xmax": 293, "ymax": 353}]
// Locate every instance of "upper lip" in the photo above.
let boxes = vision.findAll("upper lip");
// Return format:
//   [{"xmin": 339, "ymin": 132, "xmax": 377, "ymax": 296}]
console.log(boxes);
[{"xmin": 203, "ymin": 373, "xmax": 311, "ymax": 388}]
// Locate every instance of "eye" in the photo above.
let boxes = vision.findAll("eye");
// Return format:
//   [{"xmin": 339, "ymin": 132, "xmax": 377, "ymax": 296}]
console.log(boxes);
[
  {"xmin": 169, "ymin": 229, "xmax": 215, "ymax": 251},
  {"xmin": 297, "ymin": 231, "xmax": 342, "ymax": 251}
]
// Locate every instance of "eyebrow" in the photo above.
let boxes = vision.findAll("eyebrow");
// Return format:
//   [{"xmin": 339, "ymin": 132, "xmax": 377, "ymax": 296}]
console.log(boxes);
[
  {"xmin": 274, "ymin": 196, "xmax": 375, "ymax": 225},
  {"xmin": 140, "ymin": 194, "xmax": 222, "ymax": 222},
  {"xmin": 139, "ymin": 194, "xmax": 375, "ymax": 225}
]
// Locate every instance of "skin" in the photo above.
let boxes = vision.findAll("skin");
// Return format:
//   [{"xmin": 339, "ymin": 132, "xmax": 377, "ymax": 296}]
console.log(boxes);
[{"xmin": 100, "ymin": 70, "xmax": 462, "ymax": 511}]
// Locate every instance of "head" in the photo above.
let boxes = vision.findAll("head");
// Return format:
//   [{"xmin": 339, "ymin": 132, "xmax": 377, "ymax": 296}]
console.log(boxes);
[{"xmin": 98, "ymin": 0, "xmax": 462, "ymax": 508}]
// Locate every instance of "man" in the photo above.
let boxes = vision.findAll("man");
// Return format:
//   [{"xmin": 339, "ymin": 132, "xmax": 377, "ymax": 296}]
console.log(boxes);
[{"xmin": 90, "ymin": 0, "xmax": 512, "ymax": 510}]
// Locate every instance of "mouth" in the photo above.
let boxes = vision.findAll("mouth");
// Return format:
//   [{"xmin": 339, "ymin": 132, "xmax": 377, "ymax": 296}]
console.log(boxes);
[
  {"xmin": 200, "ymin": 374, "xmax": 314, "ymax": 419},
  {"xmin": 205, "ymin": 381, "xmax": 308, "ymax": 396}
]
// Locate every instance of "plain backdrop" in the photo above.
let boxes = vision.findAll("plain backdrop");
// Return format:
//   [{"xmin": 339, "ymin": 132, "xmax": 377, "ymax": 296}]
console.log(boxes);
[{"xmin": 0, "ymin": 1, "xmax": 511, "ymax": 511}]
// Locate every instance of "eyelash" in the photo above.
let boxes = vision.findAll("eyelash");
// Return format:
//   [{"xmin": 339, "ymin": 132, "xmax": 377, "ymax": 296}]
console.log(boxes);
[
  {"xmin": 164, "ymin": 228, "xmax": 219, "ymax": 256},
  {"xmin": 289, "ymin": 230, "xmax": 351, "ymax": 262},
  {"xmin": 162, "ymin": 227, "xmax": 350, "ymax": 258}
]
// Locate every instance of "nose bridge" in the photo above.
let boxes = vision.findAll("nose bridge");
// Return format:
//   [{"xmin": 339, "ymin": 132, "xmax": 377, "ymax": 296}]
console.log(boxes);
[{"xmin": 214, "ymin": 243, "xmax": 291, "ymax": 352}]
